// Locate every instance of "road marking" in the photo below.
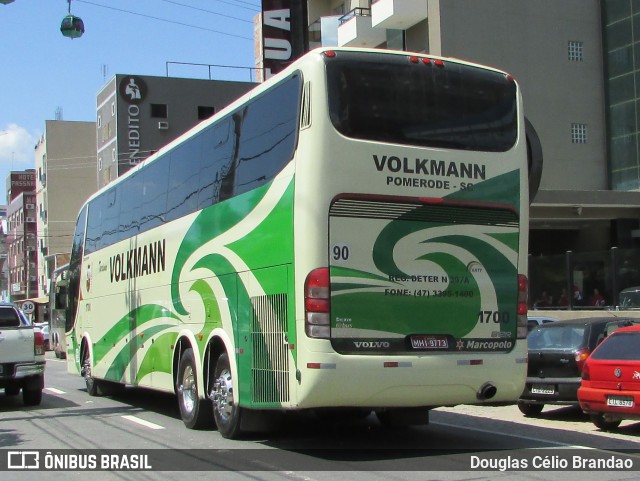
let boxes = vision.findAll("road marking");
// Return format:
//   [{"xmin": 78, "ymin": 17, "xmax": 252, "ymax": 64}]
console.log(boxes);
[
  {"xmin": 44, "ymin": 387, "xmax": 66, "ymax": 395},
  {"xmin": 122, "ymin": 415, "xmax": 165, "ymax": 430},
  {"xmin": 433, "ymin": 420, "xmax": 584, "ymax": 448}
]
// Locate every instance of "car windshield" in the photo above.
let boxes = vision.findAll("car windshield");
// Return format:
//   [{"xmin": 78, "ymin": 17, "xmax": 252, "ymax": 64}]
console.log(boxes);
[
  {"xmin": 619, "ymin": 289, "xmax": 640, "ymax": 308},
  {"xmin": 591, "ymin": 331, "xmax": 640, "ymax": 360},
  {"xmin": 528, "ymin": 325, "xmax": 586, "ymax": 350},
  {"xmin": 0, "ymin": 307, "xmax": 21, "ymax": 328}
]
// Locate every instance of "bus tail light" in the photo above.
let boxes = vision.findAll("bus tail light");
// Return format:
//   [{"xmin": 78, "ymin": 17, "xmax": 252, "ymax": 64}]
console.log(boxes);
[
  {"xmin": 34, "ymin": 330, "xmax": 45, "ymax": 356},
  {"xmin": 517, "ymin": 274, "xmax": 528, "ymax": 339},
  {"xmin": 305, "ymin": 267, "xmax": 330, "ymax": 339}
]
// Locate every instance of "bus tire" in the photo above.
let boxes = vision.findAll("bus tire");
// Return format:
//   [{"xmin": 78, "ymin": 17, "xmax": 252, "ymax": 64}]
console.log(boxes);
[
  {"xmin": 177, "ymin": 348, "xmax": 213, "ymax": 429},
  {"xmin": 211, "ymin": 352, "xmax": 243, "ymax": 439},
  {"xmin": 82, "ymin": 349, "xmax": 104, "ymax": 397}
]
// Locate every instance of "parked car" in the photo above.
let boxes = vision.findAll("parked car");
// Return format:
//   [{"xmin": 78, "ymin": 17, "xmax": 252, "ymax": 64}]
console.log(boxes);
[
  {"xmin": 518, "ymin": 317, "xmax": 636, "ymax": 416},
  {"xmin": 619, "ymin": 286, "xmax": 640, "ymax": 308},
  {"xmin": 527, "ymin": 315, "xmax": 558, "ymax": 334},
  {"xmin": 0, "ymin": 303, "xmax": 46, "ymax": 405},
  {"xmin": 578, "ymin": 324, "xmax": 640, "ymax": 430},
  {"xmin": 38, "ymin": 325, "xmax": 50, "ymax": 351}
]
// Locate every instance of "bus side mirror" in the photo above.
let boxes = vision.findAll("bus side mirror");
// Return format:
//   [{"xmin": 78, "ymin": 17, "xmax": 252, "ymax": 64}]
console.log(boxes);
[{"xmin": 526, "ymin": 117, "xmax": 543, "ymax": 204}]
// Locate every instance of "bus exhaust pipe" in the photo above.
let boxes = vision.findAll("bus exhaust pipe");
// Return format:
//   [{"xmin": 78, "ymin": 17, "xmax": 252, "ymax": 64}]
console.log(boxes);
[{"xmin": 477, "ymin": 383, "xmax": 497, "ymax": 401}]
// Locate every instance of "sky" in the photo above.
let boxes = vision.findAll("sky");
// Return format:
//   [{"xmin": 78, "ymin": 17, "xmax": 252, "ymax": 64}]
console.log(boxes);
[{"xmin": 0, "ymin": 0, "xmax": 260, "ymax": 204}]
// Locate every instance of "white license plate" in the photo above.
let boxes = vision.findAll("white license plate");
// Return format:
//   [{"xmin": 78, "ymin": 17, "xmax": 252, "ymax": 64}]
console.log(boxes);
[
  {"xmin": 531, "ymin": 385, "xmax": 555, "ymax": 395},
  {"xmin": 606, "ymin": 396, "xmax": 634, "ymax": 408}
]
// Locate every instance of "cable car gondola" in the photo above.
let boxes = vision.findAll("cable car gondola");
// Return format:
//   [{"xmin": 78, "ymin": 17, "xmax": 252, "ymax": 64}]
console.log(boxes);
[
  {"xmin": 60, "ymin": 0, "xmax": 84, "ymax": 39},
  {"xmin": 60, "ymin": 14, "xmax": 84, "ymax": 39}
]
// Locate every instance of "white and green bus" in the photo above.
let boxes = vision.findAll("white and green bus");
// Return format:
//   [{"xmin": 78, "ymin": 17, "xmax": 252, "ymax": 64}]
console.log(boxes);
[{"xmin": 66, "ymin": 47, "xmax": 530, "ymax": 438}]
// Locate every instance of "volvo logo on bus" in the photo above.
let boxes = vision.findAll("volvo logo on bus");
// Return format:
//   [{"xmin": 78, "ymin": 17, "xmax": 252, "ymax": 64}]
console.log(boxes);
[{"xmin": 353, "ymin": 341, "xmax": 391, "ymax": 349}]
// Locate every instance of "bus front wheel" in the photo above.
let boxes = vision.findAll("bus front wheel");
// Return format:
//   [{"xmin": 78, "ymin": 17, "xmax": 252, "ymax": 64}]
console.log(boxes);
[
  {"xmin": 82, "ymin": 350, "xmax": 104, "ymax": 396},
  {"xmin": 177, "ymin": 348, "xmax": 213, "ymax": 429},
  {"xmin": 211, "ymin": 352, "xmax": 243, "ymax": 439}
]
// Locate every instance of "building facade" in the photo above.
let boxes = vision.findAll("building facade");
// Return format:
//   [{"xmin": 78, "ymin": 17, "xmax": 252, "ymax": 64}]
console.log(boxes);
[
  {"xmin": 6, "ymin": 171, "xmax": 37, "ymax": 303},
  {"xmin": 96, "ymin": 75, "xmax": 255, "ymax": 189},
  {"xmin": 305, "ymin": 0, "xmax": 640, "ymax": 256},
  {"xmin": 34, "ymin": 120, "xmax": 97, "ymax": 298}
]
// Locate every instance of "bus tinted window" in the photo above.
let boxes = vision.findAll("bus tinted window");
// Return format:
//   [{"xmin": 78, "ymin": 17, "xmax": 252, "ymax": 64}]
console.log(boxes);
[
  {"xmin": 141, "ymin": 156, "xmax": 169, "ymax": 230},
  {"xmin": 167, "ymin": 136, "xmax": 203, "ymax": 221},
  {"xmin": 81, "ymin": 73, "xmax": 300, "ymax": 253},
  {"xmin": 119, "ymin": 172, "xmax": 143, "ymax": 239},
  {"xmin": 232, "ymin": 75, "xmax": 300, "ymax": 196},
  {"xmin": 326, "ymin": 54, "xmax": 517, "ymax": 152},
  {"xmin": 66, "ymin": 205, "xmax": 86, "ymax": 331}
]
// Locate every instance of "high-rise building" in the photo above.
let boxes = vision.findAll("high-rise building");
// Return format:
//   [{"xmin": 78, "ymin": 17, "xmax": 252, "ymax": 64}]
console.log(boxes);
[
  {"xmin": 305, "ymin": 0, "xmax": 640, "ymax": 254},
  {"xmin": 96, "ymin": 75, "xmax": 255, "ymax": 189},
  {"xmin": 6, "ymin": 171, "xmax": 37, "ymax": 302},
  {"xmin": 34, "ymin": 120, "xmax": 97, "ymax": 298}
]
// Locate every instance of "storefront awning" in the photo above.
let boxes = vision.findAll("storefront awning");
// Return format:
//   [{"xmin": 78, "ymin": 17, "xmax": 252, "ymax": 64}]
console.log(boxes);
[{"xmin": 25, "ymin": 296, "xmax": 49, "ymax": 304}]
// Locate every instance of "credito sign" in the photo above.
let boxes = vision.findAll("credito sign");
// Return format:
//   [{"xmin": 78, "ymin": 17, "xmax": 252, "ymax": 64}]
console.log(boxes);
[{"xmin": 118, "ymin": 76, "xmax": 147, "ymax": 167}]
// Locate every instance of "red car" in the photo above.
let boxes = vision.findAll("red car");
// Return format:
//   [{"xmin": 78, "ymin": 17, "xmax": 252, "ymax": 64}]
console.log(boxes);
[{"xmin": 578, "ymin": 324, "xmax": 640, "ymax": 430}]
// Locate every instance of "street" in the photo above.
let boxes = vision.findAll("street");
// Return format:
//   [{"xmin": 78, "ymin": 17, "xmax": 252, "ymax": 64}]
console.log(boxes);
[{"xmin": 1, "ymin": 351, "xmax": 639, "ymax": 480}]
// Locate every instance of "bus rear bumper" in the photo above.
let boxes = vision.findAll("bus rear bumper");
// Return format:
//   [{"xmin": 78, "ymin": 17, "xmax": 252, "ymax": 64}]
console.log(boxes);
[{"xmin": 292, "ymin": 350, "xmax": 527, "ymax": 409}]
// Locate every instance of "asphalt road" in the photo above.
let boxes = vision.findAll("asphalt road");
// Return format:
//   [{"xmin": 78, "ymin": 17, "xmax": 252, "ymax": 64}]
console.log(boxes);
[{"xmin": 1, "ymin": 351, "xmax": 638, "ymax": 480}]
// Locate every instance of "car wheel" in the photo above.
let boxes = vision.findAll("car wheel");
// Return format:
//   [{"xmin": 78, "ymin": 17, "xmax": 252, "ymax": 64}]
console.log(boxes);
[
  {"xmin": 5, "ymin": 386, "xmax": 20, "ymax": 396},
  {"xmin": 590, "ymin": 413, "xmax": 621, "ymax": 431},
  {"xmin": 211, "ymin": 352, "xmax": 243, "ymax": 439},
  {"xmin": 517, "ymin": 401, "xmax": 544, "ymax": 416},
  {"xmin": 176, "ymin": 348, "xmax": 213, "ymax": 429},
  {"xmin": 22, "ymin": 375, "xmax": 44, "ymax": 406},
  {"xmin": 23, "ymin": 387, "xmax": 43, "ymax": 406}
]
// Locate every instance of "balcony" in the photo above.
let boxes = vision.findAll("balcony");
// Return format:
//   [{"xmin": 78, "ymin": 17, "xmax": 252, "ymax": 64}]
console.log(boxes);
[
  {"xmin": 309, "ymin": 16, "xmax": 340, "ymax": 49},
  {"xmin": 337, "ymin": 8, "xmax": 386, "ymax": 48},
  {"xmin": 371, "ymin": 0, "xmax": 428, "ymax": 30}
]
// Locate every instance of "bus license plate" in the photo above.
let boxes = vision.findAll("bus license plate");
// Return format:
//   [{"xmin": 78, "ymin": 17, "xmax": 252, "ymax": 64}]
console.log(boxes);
[
  {"xmin": 607, "ymin": 396, "xmax": 634, "ymax": 408},
  {"xmin": 531, "ymin": 384, "xmax": 555, "ymax": 395},
  {"xmin": 410, "ymin": 335, "xmax": 448, "ymax": 350}
]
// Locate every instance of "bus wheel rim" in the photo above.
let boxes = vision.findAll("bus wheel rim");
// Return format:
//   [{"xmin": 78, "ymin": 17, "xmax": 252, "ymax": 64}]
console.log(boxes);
[
  {"xmin": 212, "ymin": 369, "xmax": 234, "ymax": 419},
  {"xmin": 180, "ymin": 365, "xmax": 196, "ymax": 414}
]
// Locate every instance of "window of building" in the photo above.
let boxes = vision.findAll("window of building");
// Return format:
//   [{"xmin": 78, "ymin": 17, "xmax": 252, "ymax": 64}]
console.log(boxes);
[
  {"xmin": 111, "ymin": 102, "xmax": 116, "ymax": 115},
  {"xmin": 97, "ymin": 115, "xmax": 102, "ymax": 128},
  {"xmin": 151, "ymin": 104, "xmax": 168, "ymax": 118},
  {"xmin": 571, "ymin": 123, "xmax": 588, "ymax": 143},
  {"xmin": 568, "ymin": 41, "xmax": 584, "ymax": 61},
  {"xmin": 198, "ymin": 106, "xmax": 215, "ymax": 120}
]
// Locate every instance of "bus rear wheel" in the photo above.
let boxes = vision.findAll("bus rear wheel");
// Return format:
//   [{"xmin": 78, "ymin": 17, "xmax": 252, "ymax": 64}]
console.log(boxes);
[
  {"xmin": 177, "ymin": 348, "xmax": 213, "ymax": 429},
  {"xmin": 211, "ymin": 352, "xmax": 243, "ymax": 439}
]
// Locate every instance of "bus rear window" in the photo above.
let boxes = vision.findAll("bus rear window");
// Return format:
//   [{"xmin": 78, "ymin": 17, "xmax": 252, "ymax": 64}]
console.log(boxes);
[{"xmin": 326, "ymin": 53, "xmax": 517, "ymax": 152}]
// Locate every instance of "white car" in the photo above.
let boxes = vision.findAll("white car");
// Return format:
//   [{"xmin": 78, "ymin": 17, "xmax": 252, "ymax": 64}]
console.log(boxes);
[{"xmin": 527, "ymin": 315, "xmax": 559, "ymax": 334}]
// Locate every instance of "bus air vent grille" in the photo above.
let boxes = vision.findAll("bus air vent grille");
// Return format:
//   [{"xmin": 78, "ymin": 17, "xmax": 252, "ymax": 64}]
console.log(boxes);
[
  {"xmin": 250, "ymin": 293, "xmax": 290, "ymax": 405},
  {"xmin": 330, "ymin": 198, "xmax": 518, "ymax": 226}
]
